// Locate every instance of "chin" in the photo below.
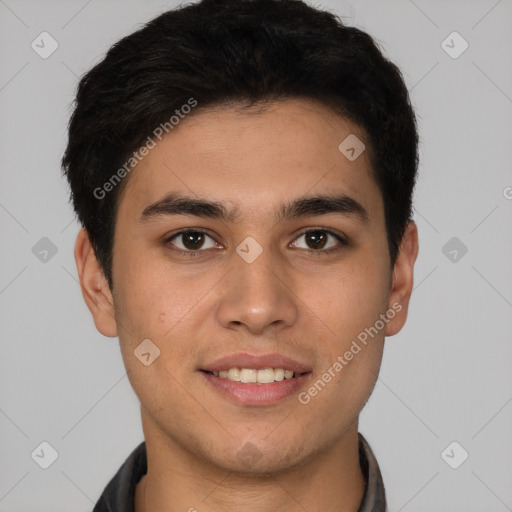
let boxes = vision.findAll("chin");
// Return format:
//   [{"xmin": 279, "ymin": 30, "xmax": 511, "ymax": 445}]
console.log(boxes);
[{"xmin": 202, "ymin": 437, "xmax": 313, "ymax": 475}]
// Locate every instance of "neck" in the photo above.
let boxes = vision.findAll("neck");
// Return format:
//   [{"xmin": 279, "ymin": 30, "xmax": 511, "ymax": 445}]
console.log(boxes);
[{"xmin": 135, "ymin": 420, "xmax": 365, "ymax": 512}]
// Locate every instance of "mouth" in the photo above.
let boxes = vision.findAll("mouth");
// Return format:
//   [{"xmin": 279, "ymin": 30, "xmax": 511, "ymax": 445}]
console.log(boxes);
[{"xmin": 199, "ymin": 353, "xmax": 313, "ymax": 406}]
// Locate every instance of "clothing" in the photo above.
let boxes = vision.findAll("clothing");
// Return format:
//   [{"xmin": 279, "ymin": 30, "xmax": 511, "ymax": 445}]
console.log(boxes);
[{"xmin": 92, "ymin": 432, "xmax": 387, "ymax": 511}]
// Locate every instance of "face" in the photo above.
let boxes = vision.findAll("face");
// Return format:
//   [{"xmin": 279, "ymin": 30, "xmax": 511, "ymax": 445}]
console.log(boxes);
[{"xmin": 77, "ymin": 99, "xmax": 417, "ymax": 473}]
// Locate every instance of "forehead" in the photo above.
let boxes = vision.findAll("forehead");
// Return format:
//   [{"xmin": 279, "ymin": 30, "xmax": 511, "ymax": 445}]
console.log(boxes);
[{"xmin": 116, "ymin": 98, "xmax": 383, "ymax": 224}]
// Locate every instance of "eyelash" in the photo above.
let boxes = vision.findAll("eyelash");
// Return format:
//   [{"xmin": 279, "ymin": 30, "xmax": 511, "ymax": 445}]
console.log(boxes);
[{"xmin": 163, "ymin": 228, "xmax": 348, "ymax": 257}]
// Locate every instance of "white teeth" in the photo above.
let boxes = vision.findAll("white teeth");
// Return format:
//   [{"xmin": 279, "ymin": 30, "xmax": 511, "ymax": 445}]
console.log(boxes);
[
  {"xmin": 227, "ymin": 368, "xmax": 241, "ymax": 381},
  {"xmin": 274, "ymin": 368, "xmax": 285, "ymax": 381},
  {"xmin": 257, "ymin": 368, "xmax": 275, "ymax": 384},
  {"xmin": 210, "ymin": 367, "xmax": 300, "ymax": 384},
  {"xmin": 240, "ymin": 368, "xmax": 257, "ymax": 383}
]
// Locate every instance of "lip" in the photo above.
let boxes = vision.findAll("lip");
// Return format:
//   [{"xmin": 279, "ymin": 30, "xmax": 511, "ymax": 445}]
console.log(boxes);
[
  {"xmin": 200, "ymin": 371, "xmax": 311, "ymax": 406},
  {"xmin": 199, "ymin": 352, "xmax": 313, "ymax": 407},
  {"xmin": 200, "ymin": 352, "xmax": 312, "ymax": 373}
]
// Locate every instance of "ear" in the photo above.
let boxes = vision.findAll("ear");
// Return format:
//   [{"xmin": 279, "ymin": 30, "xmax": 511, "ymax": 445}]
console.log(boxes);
[
  {"xmin": 385, "ymin": 221, "xmax": 419, "ymax": 337},
  {"xmin": 74, "ymin": 227, "xmax": 118, "ymax": 337}
]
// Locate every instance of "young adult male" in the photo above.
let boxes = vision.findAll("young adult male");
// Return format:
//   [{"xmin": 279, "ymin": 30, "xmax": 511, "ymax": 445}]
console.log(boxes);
[{"xmin": 62, "ymin": 0, "xmax": 419, "ymax": 510}]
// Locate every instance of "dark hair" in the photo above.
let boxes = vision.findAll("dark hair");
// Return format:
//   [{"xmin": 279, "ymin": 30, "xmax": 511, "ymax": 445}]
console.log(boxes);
[{"xmin": 62, "ymin": 0, "xmax": 418, "ymax": 290}]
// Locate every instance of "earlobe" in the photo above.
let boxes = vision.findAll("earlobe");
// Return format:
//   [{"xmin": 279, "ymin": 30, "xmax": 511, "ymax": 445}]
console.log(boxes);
[
  {"xmin": 74, "ymin": 228, "xmax": 118, "ymax": 338},
  {"xmin": 385, "ymin": 221, "xmax": 419, "ymax": 337}
]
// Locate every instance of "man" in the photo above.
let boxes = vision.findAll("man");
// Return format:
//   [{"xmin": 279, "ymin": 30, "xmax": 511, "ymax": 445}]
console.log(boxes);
[{"xmin": 62, "ymin": 0, "xmax": 419, "ymax": 510}]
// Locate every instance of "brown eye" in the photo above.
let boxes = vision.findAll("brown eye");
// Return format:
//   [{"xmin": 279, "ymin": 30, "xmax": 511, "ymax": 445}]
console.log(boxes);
[
  {"xmin": 291, "ymin": 229, "xmax": 345, "ymax": 252},
  {"xmin": 167, "ymin": 230, "xmax": 219, "ymax": 252},
  {"xmin": 304, "ymin": 230, "xmax": 328, "ymax": 249},
  {"xmin": 181, "ymin": 232, "xmax": 205, "ymax": 250}
]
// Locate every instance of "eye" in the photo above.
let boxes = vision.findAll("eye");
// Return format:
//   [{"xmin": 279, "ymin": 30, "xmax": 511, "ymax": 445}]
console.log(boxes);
[
  {"xmin": 290, "ymin": 229, "xmax": 346, "ymax": 253},
  {"xmin": 166, "ymin": 230, "xmax": 220, "ymax": 253}
]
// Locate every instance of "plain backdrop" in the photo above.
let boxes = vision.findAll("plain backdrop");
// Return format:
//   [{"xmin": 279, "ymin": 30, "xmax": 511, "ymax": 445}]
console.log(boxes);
[{"xmin": 1, "ymin": 0, "xmax": 511, "ymax": 510}]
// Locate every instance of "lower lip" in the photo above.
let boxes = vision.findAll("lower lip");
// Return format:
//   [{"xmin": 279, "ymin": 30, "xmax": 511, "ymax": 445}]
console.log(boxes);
[{"xmin": 200, "ymin": 371, "xmax": 311, "ymax": 407}]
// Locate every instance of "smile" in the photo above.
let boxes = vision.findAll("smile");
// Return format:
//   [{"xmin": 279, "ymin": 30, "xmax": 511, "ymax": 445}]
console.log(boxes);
[{"xmin": 202, "ymin": 367, "xmax": 306, "ymax": 384}]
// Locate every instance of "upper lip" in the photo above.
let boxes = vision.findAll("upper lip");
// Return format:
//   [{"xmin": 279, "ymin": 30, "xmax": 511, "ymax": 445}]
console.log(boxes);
[{"xmin": 201, "ymin": 352, "xmax": 312, "ymax": 373}]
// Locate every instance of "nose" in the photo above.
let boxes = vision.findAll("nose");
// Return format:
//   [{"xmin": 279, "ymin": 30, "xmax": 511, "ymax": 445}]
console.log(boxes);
[{"xmin": 215, "ymin": 245, "xmax": 299, "ymax": 336}]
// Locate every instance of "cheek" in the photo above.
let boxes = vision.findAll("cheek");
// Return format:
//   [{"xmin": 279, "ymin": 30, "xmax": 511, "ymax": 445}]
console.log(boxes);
[
  {"xmin": 112, "ymin": 269, "xmax": 199, "ymax": 415},
  {"xmin": 112, "ymin": 255, "xmax": 208, "ymax": 387},
  {"xmin": 113, "ymin": 252, "xmax": 188, "ymax": 336},
  {"xmin": 322, "ymin": 252, "xmax": 389, "ymax": 402},
  {"xmin": 321, "ymin": 259, "xmax": 390, "ymax": 339}
]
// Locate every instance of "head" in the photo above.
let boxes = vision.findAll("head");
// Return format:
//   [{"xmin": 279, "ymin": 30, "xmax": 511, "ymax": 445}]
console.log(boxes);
[{"xmin": 63, "ymin": 0, "xmax": 418, "ymax": 474}]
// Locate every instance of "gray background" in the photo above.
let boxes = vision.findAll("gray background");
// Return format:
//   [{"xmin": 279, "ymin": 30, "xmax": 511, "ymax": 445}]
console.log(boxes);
[{"xmin": 1, "ymin": 0, "xmax": 511, "ymax": 510}]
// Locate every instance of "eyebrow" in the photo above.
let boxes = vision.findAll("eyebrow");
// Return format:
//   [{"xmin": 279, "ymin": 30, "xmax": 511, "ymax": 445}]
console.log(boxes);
[{"xmin": 139, "ymin": 192, "xmax": 369, "ymax": 224}]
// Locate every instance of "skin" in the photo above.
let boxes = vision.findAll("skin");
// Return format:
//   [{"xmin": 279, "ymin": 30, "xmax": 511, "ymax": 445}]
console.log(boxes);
[{"xmin": 75, "ymin": 98, "xmax": 418, "ymax": 512}]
